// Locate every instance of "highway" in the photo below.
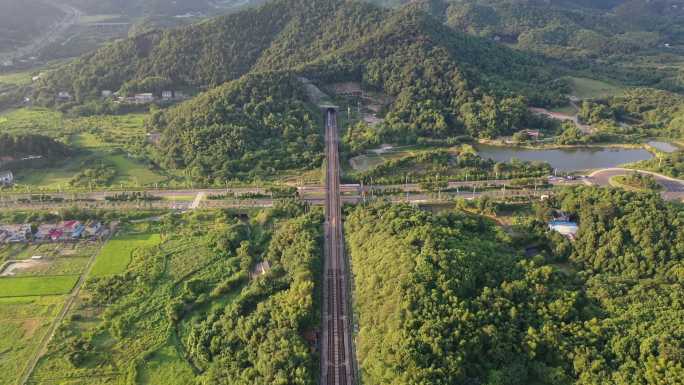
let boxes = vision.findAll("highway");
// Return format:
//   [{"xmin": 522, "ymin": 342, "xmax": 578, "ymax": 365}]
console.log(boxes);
[{"xmin": 321, "ymin": 108, "xmax": 355, "ymax": 385}]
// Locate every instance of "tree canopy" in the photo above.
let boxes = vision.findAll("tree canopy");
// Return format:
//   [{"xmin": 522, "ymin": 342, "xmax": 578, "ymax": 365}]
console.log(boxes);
[{"xmin": 346, "ymin": 195, "xmax": 684, "ymax": 385}]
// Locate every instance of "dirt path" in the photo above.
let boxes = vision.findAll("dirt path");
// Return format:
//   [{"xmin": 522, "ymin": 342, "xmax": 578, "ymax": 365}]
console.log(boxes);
[{"xmin": 529, "ymin": 107, "xmax": 595, "ymax": 134}]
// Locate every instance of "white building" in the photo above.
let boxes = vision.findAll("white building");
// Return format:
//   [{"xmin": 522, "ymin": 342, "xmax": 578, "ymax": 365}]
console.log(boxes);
[
  {"xmin": 0, "ymin": 171, "xmax": 13, "ymax": 185},
  {"xmin": 162, "ymin": 90, "xmax": 173, "ymax": 100},
  {"xmin": 57, "ymin": 91, "xmax": 72, "ymax": 101},
  {"xmin": 134, "ymin": 93, "xmax": 155, "ymax": 104},
  {"xmin": 548, "ymin": 221, "xmax": 579, "ymax": 240}
]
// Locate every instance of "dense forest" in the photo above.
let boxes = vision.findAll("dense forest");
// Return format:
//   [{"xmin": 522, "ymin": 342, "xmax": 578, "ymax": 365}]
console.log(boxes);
[
  {"xmin": 0, "ymin": 133, "xmax": 71, "ymax": 159},
  {"xmin": 149, "ymin": 72, "xmax": 323, "ymax": 182},
  {"xmin": 578, "ymin": 88, "xmax": 684, "ymax": 138},
  {"xmin": 346, "ymin": 191, "xmax": 684, "ymax": 384},
  {"xmin": 35, "ymin": 0, "xmax": 565, "ymax": 141},
  {"xmin": 185, "ymin": 205, "xmax": 322, "ymax": 384}
]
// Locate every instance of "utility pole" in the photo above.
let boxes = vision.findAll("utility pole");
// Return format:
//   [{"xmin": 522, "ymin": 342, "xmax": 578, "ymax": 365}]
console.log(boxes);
[
  {"xmin": 370, "ymin": 177, "xmax": 374, "ymax": 199},
  {"xmin": 361, "ymin": 180, "xmax": 365, "ymax": 204}
]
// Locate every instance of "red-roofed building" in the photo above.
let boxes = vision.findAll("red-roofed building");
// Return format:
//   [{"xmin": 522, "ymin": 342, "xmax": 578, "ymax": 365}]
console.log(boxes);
[{"xmin": 49, "ymin": 229, "xmax": 63, "ymax": 241}]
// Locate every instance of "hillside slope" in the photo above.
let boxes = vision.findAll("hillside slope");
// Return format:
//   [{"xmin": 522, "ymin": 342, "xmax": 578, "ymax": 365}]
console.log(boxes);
[
  {"xmin": 37, "ymin": 0, "xmax": 567, "ymax": 179},
  {"xmin": 36, "ymin": 0, "xmax": 559, "ymax": 103}
]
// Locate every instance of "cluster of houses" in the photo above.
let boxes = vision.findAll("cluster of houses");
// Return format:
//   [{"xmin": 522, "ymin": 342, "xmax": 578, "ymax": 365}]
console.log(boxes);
[
  {"xmin": 0, "ymin": 225, "xmax": 32, "ymax": 243},
  {"xmin": 56, "ymin": 90, "xmax": 188, "ymax": 105},
  {"xmin": 0, "ymin": 221, "xmax": 105, "ymax": 244}
]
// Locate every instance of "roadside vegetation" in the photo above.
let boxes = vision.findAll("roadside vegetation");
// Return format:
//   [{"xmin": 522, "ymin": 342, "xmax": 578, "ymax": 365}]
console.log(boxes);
[
  {"xmin": 347, "ymin": 145, "xmax": 551, "ymax": 184},
  {"xmin": 611, "ymin": 172, "xmax": 663, "ymax": 192},
  {"xmin": 630, "ymin": 151, "xmax": 684, "ymax": 179}
]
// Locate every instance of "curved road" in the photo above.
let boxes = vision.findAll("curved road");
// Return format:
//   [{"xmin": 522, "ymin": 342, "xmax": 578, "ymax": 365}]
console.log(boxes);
[{"xmin": 588, "ymin": 168, "xmax": 684, "ymax": 200}]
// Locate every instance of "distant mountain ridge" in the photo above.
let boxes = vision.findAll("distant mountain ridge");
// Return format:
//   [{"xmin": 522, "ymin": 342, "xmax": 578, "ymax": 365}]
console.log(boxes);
[{"xmin": 36, "ymin": 0, "xmax": 557, "ymax": 102}]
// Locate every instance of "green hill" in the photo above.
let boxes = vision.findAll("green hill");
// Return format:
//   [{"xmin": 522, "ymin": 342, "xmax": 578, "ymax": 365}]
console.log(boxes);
[
  {"xmin": 151, "ymin": 72, "xmax": 323, "ymax": 182},
  {"xmin": 35, "ymin": 0, "xmax": 570, "ymax": 180}
]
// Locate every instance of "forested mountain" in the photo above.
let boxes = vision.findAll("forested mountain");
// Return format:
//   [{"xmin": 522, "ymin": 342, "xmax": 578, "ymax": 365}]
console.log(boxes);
[
  {"xmin": 36, "ymin": 0, "xmax": 570, "ymax": 179},
  {"xmin": 149, "ymin": 72, "xmax": 323, "ymax": 182},
  {"xmin": 360, "ymin": 0, "xmax": 684, "ymax": 89},
  {"xmin": 36, "ymin": 0, "xmax": 684, "ymax": 100},
  {"xmin": 346, "ymin": 197, "xmax": 684, "ymax": 385},
  {"xmin": 35, "ymin": 0, "xmax": 558, "ymax": 104}
]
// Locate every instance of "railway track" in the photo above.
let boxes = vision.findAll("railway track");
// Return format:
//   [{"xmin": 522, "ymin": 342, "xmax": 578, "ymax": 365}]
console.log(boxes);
[{"xmin": 321, "ymin": 109, "xmax": 355, "ymax": 385}]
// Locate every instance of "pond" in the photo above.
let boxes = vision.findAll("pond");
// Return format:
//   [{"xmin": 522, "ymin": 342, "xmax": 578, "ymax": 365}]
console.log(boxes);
[
  {"xmin": 475, "ymin": 144, "xmax": 653, "ymax": 172},
  {"xmin": 647, "ymin": 141, "xmax": 680, "ymax": 153}
]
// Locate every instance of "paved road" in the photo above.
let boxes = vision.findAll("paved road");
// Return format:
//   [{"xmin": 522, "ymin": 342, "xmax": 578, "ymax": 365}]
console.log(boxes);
[
  {"xmin": 588, "ymin": 168, "xmax": 684, "ymax": 200},
  {"xmin": 321, "ymin": 109, "xmax": 355, "ymax": 385}
]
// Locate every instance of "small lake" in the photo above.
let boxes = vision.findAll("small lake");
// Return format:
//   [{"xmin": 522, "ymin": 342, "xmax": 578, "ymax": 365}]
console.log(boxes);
[
  {"xmin": 647, "ymin": 141, "xmax": 679, "ymax": 153},
  {"xmin": 475, "ymin": 144, "xmax": 653, "ymax": 172}
]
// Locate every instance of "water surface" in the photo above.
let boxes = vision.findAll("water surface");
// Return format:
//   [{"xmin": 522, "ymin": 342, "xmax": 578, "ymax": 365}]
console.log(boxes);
[
  {"xmin": 647, "ymin": 141, "xmax": 679, "ymax": 153},
  {"xmin": 475, "ymin": 144, "xmax": 653, "ymax": 172}
]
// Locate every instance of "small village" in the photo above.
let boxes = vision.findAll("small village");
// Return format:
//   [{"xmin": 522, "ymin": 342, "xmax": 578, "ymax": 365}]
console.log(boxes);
[
  {"xmin": 56, "ymin": 89, "xmax": 188, "ymax": 104},
  {"xmin": 0, "ymin": 219, "xmax": 107, "ymax": 244}
]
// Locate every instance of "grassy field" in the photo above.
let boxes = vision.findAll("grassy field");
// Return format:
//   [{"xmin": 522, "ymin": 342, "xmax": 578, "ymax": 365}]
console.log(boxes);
[
  {"xmin": 609, "ymin": 175, "xmax": 663, "ymax": 192},
  {"xmin": 0, "ymin": 275, "xmax": 79, "ymax": 297},
  {"xmin": 0, "ymin": 70, "xmax": 34, "ymax": 86},
  {"xmin": 90, "ymin": 233, "xmax": 161, "ymax": 277},
  {"xmin": 30, "ymin": 217, "xmax": 226, "ymax": 384},
  {"xmin": 0, "ymin": 295, "xmax": 66, "ymax": 385},
  {"xmin": 0, "ymin": 242, "xmax": 97, "ymax": 260},
  {"xmin": 0, "ymin": 243, "xmax": 27, "ymax": 263},
  {"xmin": 567, "ymin": 77, "xmax": 626, "ymax": 100},
  {"xmin": 137, "ymin": 341, "xmax": 196, "ymax": 385},
  {"xmin": 9, "ymin": 257, "xmax": 90, "ymax": 277},
  {"xmin": 162, "ymin": 194, "xmax": 196, "ymax": 202},
  {"xmin": 347, "ymin": 145, "xmax": 440, "ymax": 172},
  {"xmin": 0, "ymin": 108, "xmax": 65, "ymax": 138},
  {"xmin": 2, "ymin": 109, "xmax": 168, "ymax": 189}
]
